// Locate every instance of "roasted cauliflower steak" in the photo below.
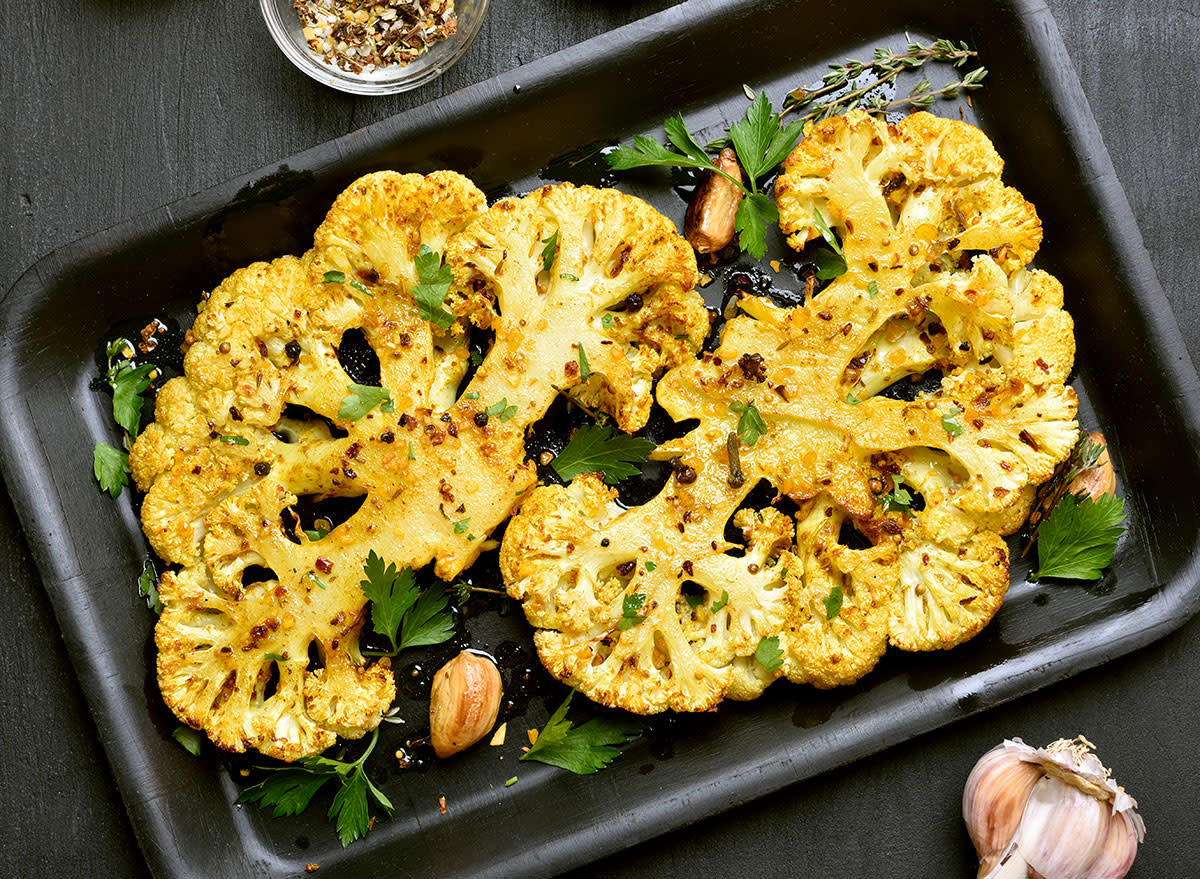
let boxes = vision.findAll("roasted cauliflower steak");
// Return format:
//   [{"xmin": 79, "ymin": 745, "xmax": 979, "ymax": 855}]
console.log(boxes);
[
  {"xmin": 130, "ymin": 172, "xmax": 707, "ymax": 758},
  {"xmin": 501, "ymin": 112, "xmax": 1078, "ymax": 713}
]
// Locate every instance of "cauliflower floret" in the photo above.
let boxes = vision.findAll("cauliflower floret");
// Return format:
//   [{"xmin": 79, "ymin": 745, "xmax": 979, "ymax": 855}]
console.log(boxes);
[
  {"xmin": 778, "ymin": 495, "xmax": 894, "ymax": 689},
  {"xmin": 500, "ymin": 445, "xmax": 791, "ymax": 713},
  {"xmin": 445, "ymin": 183, "xmax": 709, "ymax": 432},
  {"xmin": 503, "ymin": 113, "xmax": 1078, "ymax": 713},
  {"xmin": 131, "ymin": 172, "xmax": 707, "ymax": 758}
]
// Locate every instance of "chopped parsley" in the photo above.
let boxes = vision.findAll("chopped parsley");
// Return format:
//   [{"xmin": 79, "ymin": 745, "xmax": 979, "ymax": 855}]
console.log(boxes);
[
  {"xmin": 941, "ymin": 405, "xmax": 965, "ymax": 437},
  {"xmin": 453, "ymin": 517, "xmax": 471, "ymax": 535},
  {"xmin": 138, "ymin": 560, "xmax": 162, "ymax": 615},
  {"xmin": 219, "ymin": 434, "xmax": 249, "ymax": 445},
  {"xmin": 323, "ymin": 269, "xmax": 374, "ymax": 297},
  {"xmin": 710, "ymin": 589, "xmax": 729, "ymax": 613},
  {"xmin": 486, "ymin": 397, "xmax": 519, "ymax": 422},
  {"xmin": 755, "ymin": 635, "xmax": 783, "ymax": 671},
  {"xmin": 172, "ymin": 725, "xmax": 205, "ymax": 757},
  {"xmin": 540, "ymin": 230, "xmax": 559, "ymax": 271},
  {"xmin": 93, "ymin": 442, "xmax": 130, "ymax": 498},
  {"xmin": 577, "ymin": 343, "xmax": 591, "ymax": 381},
  {"xmin": 617, "ymin": 592, "xmax": 647, "ymax": 630},
  {"xmin": 730, "ymin": 399, "xmax": 768, "ymax": 446},
  {"xmin": 339, "ymin": 384, "xmax": 394, "ymax": 420},
  {"xmin": 644, "ymin": 561, "xmax": 657, "ymax": 572},
  {"xmin": 879, "ymin": 473, "xmax": 917, "ymax": 517},
  {"xmin": 560, "ymin": 273, "xmax": 580, "ymax": 282},
  {"xmin": 846, "ymin": 392, "xmax": 862, "ymax": 405},
  {"xmin": 867, "ymin": 280, "xmax": 879, "ymax": 298},
  {"xmin": 601, "ymin": 313, "xmax": 615, "ymax": 329},
  {"xmin": 824, "ymin": 584, "xmax": 844, "ymax": 620}
]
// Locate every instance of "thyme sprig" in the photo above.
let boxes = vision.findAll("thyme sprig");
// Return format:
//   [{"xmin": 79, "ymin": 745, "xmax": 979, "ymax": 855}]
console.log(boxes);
[{"xmin": 781, "ymin": 39, "xmax": 987, "ymax": 123}]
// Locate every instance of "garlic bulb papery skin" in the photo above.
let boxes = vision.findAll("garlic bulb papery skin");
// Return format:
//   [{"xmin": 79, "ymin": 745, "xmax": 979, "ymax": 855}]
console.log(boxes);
[{"xmin": 963, "ymin": 736, "xmax": 1146, "ymax": 879}]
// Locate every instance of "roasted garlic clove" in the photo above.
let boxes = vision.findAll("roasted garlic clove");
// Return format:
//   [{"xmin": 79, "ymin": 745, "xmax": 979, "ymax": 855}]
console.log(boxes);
[
  {"xmin": 1067, "ymin": 431, "xmax": 1116, "ymax": 500},
  {"xmin": 963, "ymin": 736, "xmax": 1144, "ymax": 879},
  {"xmin": 429, "ymin": 650, "xmax": 502, "ymax": 758},
  {"xmin": 684, "ymin": 147, "xmax": 744, "ymax": 253}
]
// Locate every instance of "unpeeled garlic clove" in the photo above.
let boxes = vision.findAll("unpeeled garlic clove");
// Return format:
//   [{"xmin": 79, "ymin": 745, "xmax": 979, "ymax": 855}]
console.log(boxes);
[
  {"xmin": 429, "ymin": 650, "xmax": 502, "ymax": 759},
  {"xmin": 684, "ymin": 147, "xmax": 744, "ymax": 253},
  {"xmin": 963, "ymin": 736, "xmax": 1144, "ymax": 879},
  {"xmin": 962, "ymin": 743, "xmax": 1042, "ymax": 875},
  {"xmin": 1068, "ymin": 432, "xmax": 1116, "ymax": 500}
]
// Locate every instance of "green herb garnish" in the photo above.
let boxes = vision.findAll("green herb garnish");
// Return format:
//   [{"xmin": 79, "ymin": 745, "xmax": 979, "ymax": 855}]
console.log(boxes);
[
  {"xmin": 550, "ymin": 423, "xmax": 656, "ymax": 485},
  {"xmin": 730, "ymin": 400, "xmax": 768, "ymax": 446},
  {"xmin": 519, "ymin": 690, "xmax": 642, "ymax": 775},
  {"xmin": 238, "ymin": 726, "xmax": 392, "ymax": 848},
  {"xmin": 1032, "ymin": 494, "xmax": 1126, "ymax": 580},
  {"xmin": 755, "ymin": 635, "xmax": 783, "ymax": 671},
  {"xmin": 360, "ymin": 550, "xmax": 454, "ymax": 654},
  {"xmin": 413, "ymin": 244, "xmax": 455, "ymax": 330},
  {"xmin": 339, "ymin": 384, "xmax": 394, "ymax": 420},
  {"xmin": 617, "ymin": 593, "xmax": 647, "ymax": 630}
]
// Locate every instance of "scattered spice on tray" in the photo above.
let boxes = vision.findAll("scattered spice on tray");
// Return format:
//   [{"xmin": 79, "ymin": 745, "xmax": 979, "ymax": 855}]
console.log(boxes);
[{"xmin": 293, "ymin": 0, "xmax": 458, "ymax": 75}]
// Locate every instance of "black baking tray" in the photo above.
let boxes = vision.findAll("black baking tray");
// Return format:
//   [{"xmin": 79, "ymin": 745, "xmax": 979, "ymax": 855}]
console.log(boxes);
[{"xmin": 3, "ymin": 0, "xmax": 1199, "ymax": 876}]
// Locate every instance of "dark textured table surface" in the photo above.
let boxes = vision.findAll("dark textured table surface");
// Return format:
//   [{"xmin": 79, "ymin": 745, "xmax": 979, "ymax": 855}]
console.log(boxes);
[{"xmin": 2, "ymin": 1, "xmax": 1197, "ymax": 875}]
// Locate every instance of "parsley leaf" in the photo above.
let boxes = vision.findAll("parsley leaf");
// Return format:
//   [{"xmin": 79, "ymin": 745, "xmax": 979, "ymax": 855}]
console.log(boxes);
[
  {"xmin": 138, "ymin": 560, "xmax": 162, "ymax": 615},
  {"xmin": 617, "ymin": 593, "xmax": 647, "ymax": 630},
  {"xmin": 942, "ymin": 405, "xmax": 965, "ymax": 437},
  {"xmin": 577, "ymin": 343, "xmax": 591, "ymax": 381},
  {"xmin": 601, "ymin": 313, "xmax": 615, "ymax": 329},
  {"xmin": 867, "ymin": 280, "xmax": 880, "ymax": 298},
  {"xmin": 172, "ymin": 725, "xmax": 204, "ymax": 756},
  {"xmin": 520, "ymin": 690, "xmax": 642, "ymax": 775},
  {"xmin": 606, "ymin": 94, "xmax": 801, "ymax": 259},
  {"xmin": 810, "ymin": 208, "xmax": 847, "ymax": 279},
  {"xmin": 240, "ymin": 770, "xmax": 331, "ymax": 818},
  {"xmin": 413, "ymin": 244, "xmax": 455, "ymax": 330},
  {"xmin": 730, "ymin": 399, "xmax": 768, "ymax": 446},
  {"xmin": 824, "ymin": 584, "xmax": 844, "ymax": 620},
  {"xmin": 879, "ymin": 473, "xmax": 917, "ymax": 517},
  {"xmin": 728, "ymin": 91, "xmax": 805, "ymax": 183},
  {"xmin": 1033, "ymin": 493, "xmax": 1126, "ymax": 580},
  {"xmin": 360, "ymin": 551, "xmax": 417, "ymax": 654},
  {"xmin": 486, "ymin": 397, "xmax": 518, "ymax": 421},
  {"xmin": 400, "ymin": 585, "xmax": 455, "ymax": 649},
  {"xmin": 734, "ymin": 192, "xmax": 778, "ymax": 260},
  {"xmin": 322, "ymin": 269, "xmax": 373, "ymax": 297},
  {"xmin": 238, "ymin": 727, "xmax": 392, "ymax": 848},
  {"xmin": 644, "ymin": 561, "xmax": 657, "ymax": 572},
  {"xmin": 755, "ymin": 635, "xmax": 783, "ymax": 671},
  {"xmin": 111, "ymin": 362, "xmax": 156, "ymax": 437},
  {"xmin": 93, "ymin": 442, "xmax": 129, "ymax": 498},
  {"xmin": 551, "ymin": 423, "xmax": 656, "ymax": 485},
  {"xmin": 339, "ymin": 384, "xmax": 394, "ymax": 420},
  {"xmin": 710, "ymin": 589, "xmax": 729, "ymax": 613},
  {"xmin": 360, "ymin": 551, "xmax": 454, "ymax": 653},
  {"xmin": 812, "ymin": 208, "xmax": 844, "ymax": 257},
  {"xmin": 541, "ymin": 231, "xmax": 559, "ymax": 271}
]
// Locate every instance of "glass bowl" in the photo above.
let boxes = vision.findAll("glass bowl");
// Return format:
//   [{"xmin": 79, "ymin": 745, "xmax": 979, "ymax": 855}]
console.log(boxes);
[{"xmin": 260, "ymin": 0, "xmax": 489, "ymax": 96}]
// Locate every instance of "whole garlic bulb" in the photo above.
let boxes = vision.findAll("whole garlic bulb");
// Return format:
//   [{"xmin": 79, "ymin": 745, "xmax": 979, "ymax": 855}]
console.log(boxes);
[{"xmin": 963, "ymin": 736, "xmax": 1145, "ymax": 879}]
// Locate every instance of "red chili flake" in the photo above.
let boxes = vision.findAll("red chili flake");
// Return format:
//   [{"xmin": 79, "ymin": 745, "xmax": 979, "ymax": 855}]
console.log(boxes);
[{"xmin": 315, "ymin": 557, "xmax": 333, "ymax": 574}]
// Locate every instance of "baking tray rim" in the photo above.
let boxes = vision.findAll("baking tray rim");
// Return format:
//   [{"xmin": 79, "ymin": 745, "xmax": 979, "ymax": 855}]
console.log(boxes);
[{"xmin": 2, "ymin": 0, "xmax": 1200, "ymax": 876}]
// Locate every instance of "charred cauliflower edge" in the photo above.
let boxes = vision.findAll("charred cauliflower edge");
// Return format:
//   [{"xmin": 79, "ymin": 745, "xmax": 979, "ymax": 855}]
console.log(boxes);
[
  {"xmin": 129, "ymin": 172, "xmax": 709, "ymax": 759},
  {"xmin": 500, "ymin": 111, "xmax": 1078, "ymax": 714}
]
